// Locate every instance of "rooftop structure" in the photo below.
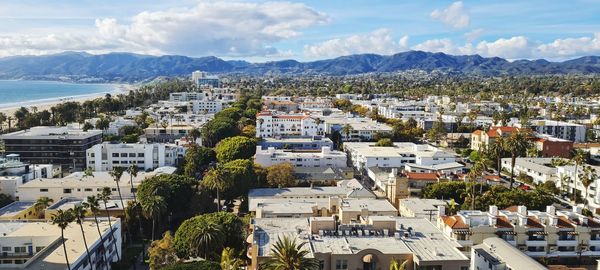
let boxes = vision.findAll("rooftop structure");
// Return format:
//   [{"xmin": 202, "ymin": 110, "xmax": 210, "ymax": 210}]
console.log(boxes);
[
  {"xmin": 472, "ymin": 237, "xmax": 548, "ymax": 270},
  {"xmin": 254, "ymin": 146, "xmax": 347, "ymax": 168}
]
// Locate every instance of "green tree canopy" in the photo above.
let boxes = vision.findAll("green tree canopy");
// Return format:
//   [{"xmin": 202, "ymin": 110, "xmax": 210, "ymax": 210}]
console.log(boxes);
[
  {"xmin": 374, "ymin": 138, "xmax": 394, "ymax": 147},
  {"xmin": 137, "ymin": 174, "xmax": 197, "ymax": 226},
  {"xmin": 266, "ymin": 163, "xmax": 296, "ymax": 188},
  {"xmin": 215, "ymin": 136, "xmax": 257, "ymax": 163},
  {"xmin": 183, "ymin": 144, "xmax": 216, "ymax": 178},
  {"xmin": 173, "ymin": 212, "xmax": 245, "ymax": 260},
  {"xmin": 201, "ymin": 118, "xmax": 239, "ymax": 147},
  {"xmin": 215, "ymin": 107, "xmax": 243, "ymax": 121}
]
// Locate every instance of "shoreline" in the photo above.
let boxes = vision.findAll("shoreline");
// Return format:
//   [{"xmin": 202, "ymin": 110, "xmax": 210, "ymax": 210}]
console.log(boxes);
[{"xmin": 0, "ymin": 84, "xmax": 135, "ymax": 115}]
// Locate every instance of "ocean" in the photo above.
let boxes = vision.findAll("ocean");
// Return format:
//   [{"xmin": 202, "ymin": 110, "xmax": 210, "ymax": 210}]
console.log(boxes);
[{"xmin": 0, "ymin": 80, "xmax": 119, "ymax": 109}]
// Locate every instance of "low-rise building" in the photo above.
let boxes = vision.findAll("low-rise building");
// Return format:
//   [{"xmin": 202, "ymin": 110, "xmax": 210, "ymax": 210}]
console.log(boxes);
[
  {"xmin": 293, "ymin": 166, "xmax": 354, "ymax": 185},
  {"xmin": 0, "ymin": 154, "xmax": 57, "ymax": 197},
  {"xmin": 258, "ymin": 136, "xmax": 334, "ymax": 150},
  {"xmin": 471, "ymin": 127, "xmax": 521, "ymax": 151},
  {"xmin": 398, "ymin": 198, "xmax": 449, "ymax": 221},
  {"xmin": 0, "ymin": 218, "xmax": 122, "ymax": 270},
  {"xmin": 86, "ymin": 142, "xmax": 185, "ymax": 171},
  {"xmin": 525, "ymin": 120, "xmax": 586, "ymax": 142},
  {"xmin": 500, "ymin": 158, "xmax": 559, "ymax": 185},
  {"xmin": 256, "ymin": 111, "xmax": 322, "ymax": 138},
  {"xmin": 16, "ymin": 166, "xmax": 176, "ymax": 201},
  {"xmin": 344, "ymin": 142, "xmax": 459, "ymax": 172},
  {"xmin": 144, "ymin": 124, "xmax": 196, "ymax": 143},
  {"xmin": 533, "ymin": 134, "xmax": 574, "ymax": 158},
  {"xmin": 254, "ymin": 146, "xmax": 347, "ymax": 168},
  {"xmin": 45, "ymin": 197, "xmax": 130, "ymax": 219},
  {"xmin": 0, "ymin": 201, "xmax": 38, "ymax": 220},
  {"xmin": 472, "ymin": 237, "xmax": 548, "ymax": 270}
]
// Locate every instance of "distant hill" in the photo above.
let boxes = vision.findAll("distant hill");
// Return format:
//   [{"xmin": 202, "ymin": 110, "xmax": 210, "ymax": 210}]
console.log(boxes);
[{"xmin": 0, "ymin": 51, "xmax": 599, "ymax": 82}]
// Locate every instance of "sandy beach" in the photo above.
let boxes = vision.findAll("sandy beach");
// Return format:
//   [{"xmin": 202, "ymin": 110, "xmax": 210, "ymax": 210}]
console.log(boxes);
[{"xmin": 0, "ymin": 84, "xmax": 135, "ymax": 116}]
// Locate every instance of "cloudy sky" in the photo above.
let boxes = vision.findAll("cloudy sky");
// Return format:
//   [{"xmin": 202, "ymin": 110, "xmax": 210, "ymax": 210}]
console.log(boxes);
[{"xmin": 1, "ymin": 0, "xmax": 599, "ymax": 61}]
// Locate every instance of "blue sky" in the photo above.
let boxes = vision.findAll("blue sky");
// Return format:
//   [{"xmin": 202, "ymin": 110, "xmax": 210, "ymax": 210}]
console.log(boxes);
[{"xmin": 0, "ymin": 0, "xmax": 599, "ymax": 61}]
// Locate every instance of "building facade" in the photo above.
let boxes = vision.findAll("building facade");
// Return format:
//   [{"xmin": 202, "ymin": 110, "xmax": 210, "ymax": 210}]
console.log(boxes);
[{"xmin": 86, "ymin": 142, "xmax": 185, "ymax": 171}]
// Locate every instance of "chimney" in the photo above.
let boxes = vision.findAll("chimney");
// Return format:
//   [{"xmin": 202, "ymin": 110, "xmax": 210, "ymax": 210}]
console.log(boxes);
[
  {"xmin": 546, "ymin": 205, "xmax": 556, "ymax": 215},
  {"xmin": 437, "ymin": 205, "xmax": 446, "ymax": 218},
  {"xmin": 517, "ymin": 205, "xmax": 527, "ymax": 216},
  {"xmin": 489, "ymin": 205, "xmax": 498, "ymax": 216}
]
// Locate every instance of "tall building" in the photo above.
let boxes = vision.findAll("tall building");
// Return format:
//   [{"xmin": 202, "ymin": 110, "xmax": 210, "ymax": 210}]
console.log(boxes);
[
  {"xmin": 0, "ymin": 126, "xmax": 102, "ymax": 171},
  {"xmin": 191, "ymin": 70, "xmax": 220, "ymax": 88}
]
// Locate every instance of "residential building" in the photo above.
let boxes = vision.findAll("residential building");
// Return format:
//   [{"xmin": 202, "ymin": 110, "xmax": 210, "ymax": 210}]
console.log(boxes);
[
  {"xmin": 254, "ymin": 146, "xmax": 347, "ymax": 168},
  {"xmin": 368, "ymin": 168, "xmax": 445, "ymax": 203},
  {"xmin": 471, "ymin": 127, "xmax": 521, "ymax": 151},
  {"xmin": 16, "ymin": 166, "xmax": 176, "ymax": 201},
  {"xmin": 248, "ymin": 216, "xmax": 469, "ymax": 270},
  {"xmin": 255, "ymin": 111, "xmax": 322, "ymax": 138},
  {"xmin": 45, "ymin": 197, "xmax": 131, "ymax": 219},
  {"xmin": 0, "ymin": 154, "xmax": 58, "ymax": 197},
  {"xmin": 86, "ymin": 142, "xmax": 185, "ymax": 171},
  {"xmin": 258, "ymin": 136, "xmax": 333, "ymax": 150},
  {"xmin": 439, "ymin": 204, "xmax": 600, "ymax": 265},
  {"xmin": 344, "ymin": 142, "xmax": 459, "ymax": 172},
  {"xmin": 398, "ymin": 198, "xmax": 449, "ymax": 221},
  {"xmin": 249, "ymin": 185, "xmax": 376, "ymax": 203},
  {"xmin": 0, "ymin": 219, "xmax": 122, "ymax": 270},
  {"xmin": 500, "ymin": 158, "xmax": 559, "ymax": 185},
  {"xmin": 557, "ymin": 164, "xmax": 600, "ymax": 210},
  {"xmin": 0, "ymin": 201, "xmax": 38, "ymax": 220},
  {"xmin": 472, "ymin": 237, "xmax": 548, "ymax": 270},
  {"xmin": 0, "ymin": 126, "xmax": 103, "ymax": 171},
  {"xmin": 144, "ymin": 124, "xmax": 195, "ymax": 143},
  {"xmin": 533, "ymin": 134, "xmax": 574, "ymax": 158},
  {"xmin": 524, "ymin": 120, "xmax": 586, "ymax": 142},
  {"xmin": 293, "ymin": 166, "xmax": 354, "ymax": 185}
]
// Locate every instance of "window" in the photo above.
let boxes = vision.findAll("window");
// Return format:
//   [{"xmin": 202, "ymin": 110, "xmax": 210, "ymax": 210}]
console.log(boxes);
[
  {"xmin": 35, "ymin": 246, "xmax": 44, "ymax": 252},
  {"xmin": 63, "ymin": 189, "xmax": 72, "ymax": 194},
  {"xmin": 112, "ymin": 153, "xmax": 119, "ymax": 158},
  {"xmin": 84, "ymin": 188, "xmax": 92, "ymax": 192},
  {"xmin": 39, "ymin": 189, "xmax": 48, "ymax": 192},
  {"xmin": 335, "ymin": 260, "xmax": 348, "ymax": 270},
  {"xmin": 138, "ymin": 153, "xmax": 144, "ymax": 157},
  {"xmin": 1, "ymin": 247, "xmax": 10, "ymax": 252},
  {"xmin": 14, "ymin": 247, "xmax": 26, "ymax": 253},
  {"xmin": 120, "ymin": 153, "xmax": 127, "ymax": 157}
]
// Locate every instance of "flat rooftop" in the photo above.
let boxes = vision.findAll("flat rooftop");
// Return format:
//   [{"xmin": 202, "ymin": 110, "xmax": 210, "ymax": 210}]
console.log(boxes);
[
  {"xmin": 398, "ymin": 198, "xmax": 448, "ymax": 217},
  {"xmin": 249, "ymin": 186, "xmax": 375, "ymax": 199},
  {"xmin": 0, "ymin": 126, "xmax": 102, "ymax": 139},
  {"xmin": 475, "ymin": 237, "xmax": 548, "ymax": 270},
  {"xmin": 0, "ymin": 201, "xmax": 34, "ymax": 218},
  {"xmin": 261, "ymin": 136, "xmax": 333, "ymax": 143},
  {"xmin": 345, "ymin": 142, "xmax": 456, "ymax": 158}
]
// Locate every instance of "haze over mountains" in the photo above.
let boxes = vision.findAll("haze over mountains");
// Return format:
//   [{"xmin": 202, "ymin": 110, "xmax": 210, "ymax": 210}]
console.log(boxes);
[{"xmin": 0, "ymin": 51, "xmax": 599, "ymax": 82}]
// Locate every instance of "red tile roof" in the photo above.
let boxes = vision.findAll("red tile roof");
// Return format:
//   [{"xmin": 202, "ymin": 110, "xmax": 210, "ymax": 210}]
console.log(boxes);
[
  {"xmin": 496, "ymin": 216, "xmax": 514, "ymax": 228},
  {"xmin": 442, "ymin": 216, "xmax": 469, "ymax": 229},
  {"xmin": 406, "ymin": 172, "xmax": 439, "ymax": 181}
]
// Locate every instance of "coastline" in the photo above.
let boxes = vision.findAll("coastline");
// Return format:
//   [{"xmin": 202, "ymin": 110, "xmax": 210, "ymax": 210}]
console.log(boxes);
[{"xmin": 0, "ymin": 84, "xmax": 135, "ymax": 116}]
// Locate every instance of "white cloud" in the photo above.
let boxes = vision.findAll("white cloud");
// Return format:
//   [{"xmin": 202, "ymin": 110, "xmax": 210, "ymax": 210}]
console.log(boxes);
[
  {"xmin": 464, "ymin": 28, "xmax": 484, "ymax": 42},
  {"xmin": 431, "ymin": 1, "xmax": 470, "ymax": 29},
  {"xmin": 413, "ymin": 38, "xmax": 459, "ymax": 54},
  {"xmin": 303, "ymin": 28, "xmax": 409, "ymax": 58},
  {"xmin": 0, "ymin": 1, "xmax": 328, "ymax": 57},
  {"xmin": 537, "ymin": 33, "xmax": 600, "ymax": 59}
]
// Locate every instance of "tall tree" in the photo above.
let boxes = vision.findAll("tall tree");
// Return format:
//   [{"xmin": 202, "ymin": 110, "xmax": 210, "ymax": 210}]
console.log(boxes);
[
  {"xmin": 109, "ymin": 167, "xmax": 127, "ymax": 222},
  {"xmin": 127, "ymin": 165, "xmax": 139, "ymax": 202},
  {"xmin": 141, "ymin": 195, "xmax": 166, "ymax": 241},
  {"xmin": 580, "ymin": 166, "xmax": 597, "ymax": 207},
  {"xmin": 72, "ymin": 205, "xmax": 94, "ymax": 270},
  {"xmin": 571, "ymin": 149, "xmax": 588, "ymax": 202},
  {"xmin": 202, "ymin": 166, "xmax": 233, "ymax": 211},
  {"xmin": 98, "ymin": 187, "xmax": 121, "ymax": 261},
  {"xmin": 83, "ymin": 196, "xmax": 109, "ymax": 270},
  {"xmin": 51, "ymin": 209, "xmax": 75, "ymax": 270},
  {"xmin": 341, "ymin": 124, "xmax": 354, "ymax": 141},
  {"xmin": 191, "ymin": 223, "xmax": 224, "ymax": 260},
  {"xmin": 260, "ymin": 236, "xmax": 319, "ymax": 270},
  {"xmin": 503, "ymin": 131, "xmax": 530, "ymax": 188}
]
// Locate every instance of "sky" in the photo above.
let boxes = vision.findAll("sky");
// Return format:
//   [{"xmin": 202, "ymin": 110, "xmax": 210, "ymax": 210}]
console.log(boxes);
[{"xmin": 0, "ymin": 0, "xmax": 599, "ymax": 62}]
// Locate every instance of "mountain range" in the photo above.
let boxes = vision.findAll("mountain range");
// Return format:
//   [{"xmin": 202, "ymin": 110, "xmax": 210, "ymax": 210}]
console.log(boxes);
[{"xmin": 0, "ymin": 51, "xmax": 599, "ymax": 82}]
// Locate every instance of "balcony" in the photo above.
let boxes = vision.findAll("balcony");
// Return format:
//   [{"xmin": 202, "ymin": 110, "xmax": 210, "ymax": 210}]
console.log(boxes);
[
  {"xmin": 526, "ymin": 240, "xmax": 547, "ymax": 246},
  {"xmin": 556, "ymin": 239, "xmax": 578, "ymax": 246}
]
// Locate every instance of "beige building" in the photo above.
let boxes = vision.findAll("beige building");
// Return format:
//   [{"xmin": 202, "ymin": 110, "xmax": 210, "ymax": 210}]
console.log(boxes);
[
  {"xmin": 368, "ymin": 168, "xmax": 444, "ymax": 207},
  {"xmin": 248, "ymin": 216, "xmax": 469, "ymax": 270},
  {"xmin": 471, "ymin": 127, "xmax": 521, "ymax": 151},
  {"xmin": 439, "ymin": 204, "xmax": 600, "ymax": 265},
  {"xmin": 0, "ymin": 201, "xmax": 39, "ymax": 220}
]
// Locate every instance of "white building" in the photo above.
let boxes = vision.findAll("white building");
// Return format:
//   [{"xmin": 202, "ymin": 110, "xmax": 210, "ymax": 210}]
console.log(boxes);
[
  {"xmin": 500, "ymin": 158, "xmax": 559, "ymax": 185},
  {"xmin": 322, "ymin": 116, "xmax": 392, "ymax": 140},
  {"xmin": 521, "ymin": 120, "xmax": 586, "ymax": 142},
  {"xmin": 344, "ymin": 142, "xmax": 459, "ymax": 172},
  {"xmin": 16, "ymin": 167, "xmax": 176, "ymax": 201},
  {"xmin": 256, "ymin": 111, "xmax": 321, "ymax": 138},
  {"xmin": 0, "ymin": 154, "xmax": 58, "ymax": 198},
  {"xmin": 86, "ymin": 142, "xmax": 185, "ymax": 171},
  {"xmin": 254, "ymin": 146, "xmax": 347, "ymax": 168},
  {"xmin": 471, "ymin": 237, "xmax": 548, "ymax": 270},
  {"xmin": 557, "ymin": 164, "xmax": 600, "ymax": 209},
  {"xmin": 0, "ymin": 219, "xmax": 122, "ymax": 270}
]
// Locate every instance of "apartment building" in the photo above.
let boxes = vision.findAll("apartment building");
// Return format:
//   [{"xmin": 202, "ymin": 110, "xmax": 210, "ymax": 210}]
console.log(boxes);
[
  {"xmin": 248, "ymin": 216, "xmax": 469, "ymax": 270},
  {"xmin": 525, "ymin": 120, "xmax": 586, "ymax": 142},
  {"xmin": 0, "ymin": 154, "xmax": 58, "ymax": 197},
  {"xmin": 86, "ymin": 142, "xmax": 185, "ymax": 171},
  {"xmin": 556, "ymin": 164, "xmax": 600, "ymax": 210},
  {"xmin": 0, "ymin": 219, "xmax": 122, "ymax": 270},
  {"xmin": 344, "ymin": 142, "xmax": 459, "ymax": 172},
  {"xmin": 439, "ymin": 204, "xmax": 600, "ymax": 265},
  {"xmin": 500, "ymin": 158, "xmax": 559, "ymax": 185},
  {"xmin": 254, "ymin": 146, "xmax": 347, "ymax": 168},
  {"xmin": 248, "ymin": 185, "xmax": 376, "ymax": 203},
  {"xmin": 258, "ymin": 136, "xmax": 334, "ymax": 150},
  {"xmin": 472, "ymin": 237, "xmax": 548, "ymax": 270},
  {"xmin": 533, "ymin": 134, "xmax": 574, "ymax": 158},
  {"xmin": 293, "ymin": 166, "xmax": 354, "ymax": 185},
  {"xmin": 368, "ymin": 168, "xmax": 446, "ymax": 204},
  {"xmin": 397, "ymin": 198, "xmax": 448, "ymax": 220},
  {"xmin": 16, "ymin": 166, "xmax": 176, "ymax": 201},
  {"xmin": 0, "ymin": 126, "xmax": 103, "ymax": 171},
  {"xmin": 45, "ymin": 197, "xmax": 131, "ymax": 219},
  {"xmin": 0, "ymin": 201, "xmax": 38, "ymax": 220},
  {"xmin": 250, "ymin": 196, "xmax": 397, "ymax": 223},
  {"xmin": 156, "ymin": 99, "xmax": 224, "ymax": 114},
  {"xmin": 144, "ymin": 124, "xmax": 196, "ymax": 143},
  {"xmin": 471, "ymin": 127, "xmax": 521, "ymax": 151},
  {"xmin": 255, "ymin": 111, "xmax": 321, "ymax": 138}
]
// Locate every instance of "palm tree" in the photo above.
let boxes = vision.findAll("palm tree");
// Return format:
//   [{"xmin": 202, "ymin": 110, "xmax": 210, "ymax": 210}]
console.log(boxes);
[
  {"xmin": 141, "ymin": 195, "xmax": 166, "ymax": 241},
  {"xmin": 34, "ymin": 196, "xmax": 53, "ymax": 218},
  {"xmin": 127, "ymin": 165, "xmax": 139, "ymax": 202},
  {"xmin": 571, "ymin": 149, "xmax": 588, "ymax": 202},
  {"xmin": 51, "ymin": 209, "xmax": 75, "ymax": 270},
  {"xmin": 98, "ymin": 187, "xmax": 121, "ymax": 261},
  {"xmin": 260, "ymin": 236, "xmax": 319, "ymax": 270},
  {"xmin": 489, "ymin": 137, "xmax": 505, "ymax": 177},
  {"xmin": 192, "ymin": 223, "xmax": 224, "ymax": 260},
  {"xmin": 83, "ymin": 196, "xmax": 109, "ymax": 270},
  {"xmin": 503, "ymin": 131, "xmax": 530, "ymax": 188},
  {"xmin": 467, "ymin": 157, "xmax": 488, "ymax": 210},
  {"xmin": 202, "ymin": 166, "xmax": 233, "ymax": 212},
  {"xmin": 580, "ymin": 166, "xmax": 597, "ymax": 207},
  {"xmin": 341, "ymin": 124, "xmax": 353, "ymax": 141},
  {"xmin": 220, "ymin": 247, "xmax": 243, "ymax": 270},
  {"xmin": 72, "ymin": 205, "xmax": 94, "ymax": 270},
  {"xmin": 390, "ymin": 257, "xmax": 408, "ymax": 270},
  {"xmin": 559, "ymin": 175, "xmax": 571, "ymax": 197},
  {"xmin": 109, "ymin": 167, "xmax": 126, "ymax": 220},
  {"xmin": 83, "ymin": 167, "xmax": 94, "ymax": 179},
  {"xmin": 189, "ymin": 128, "xmax": 201, "ymax": 143},
  {"xmin": 314, "ymin": 118, "xmax": 323, "ymax": 135}
]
